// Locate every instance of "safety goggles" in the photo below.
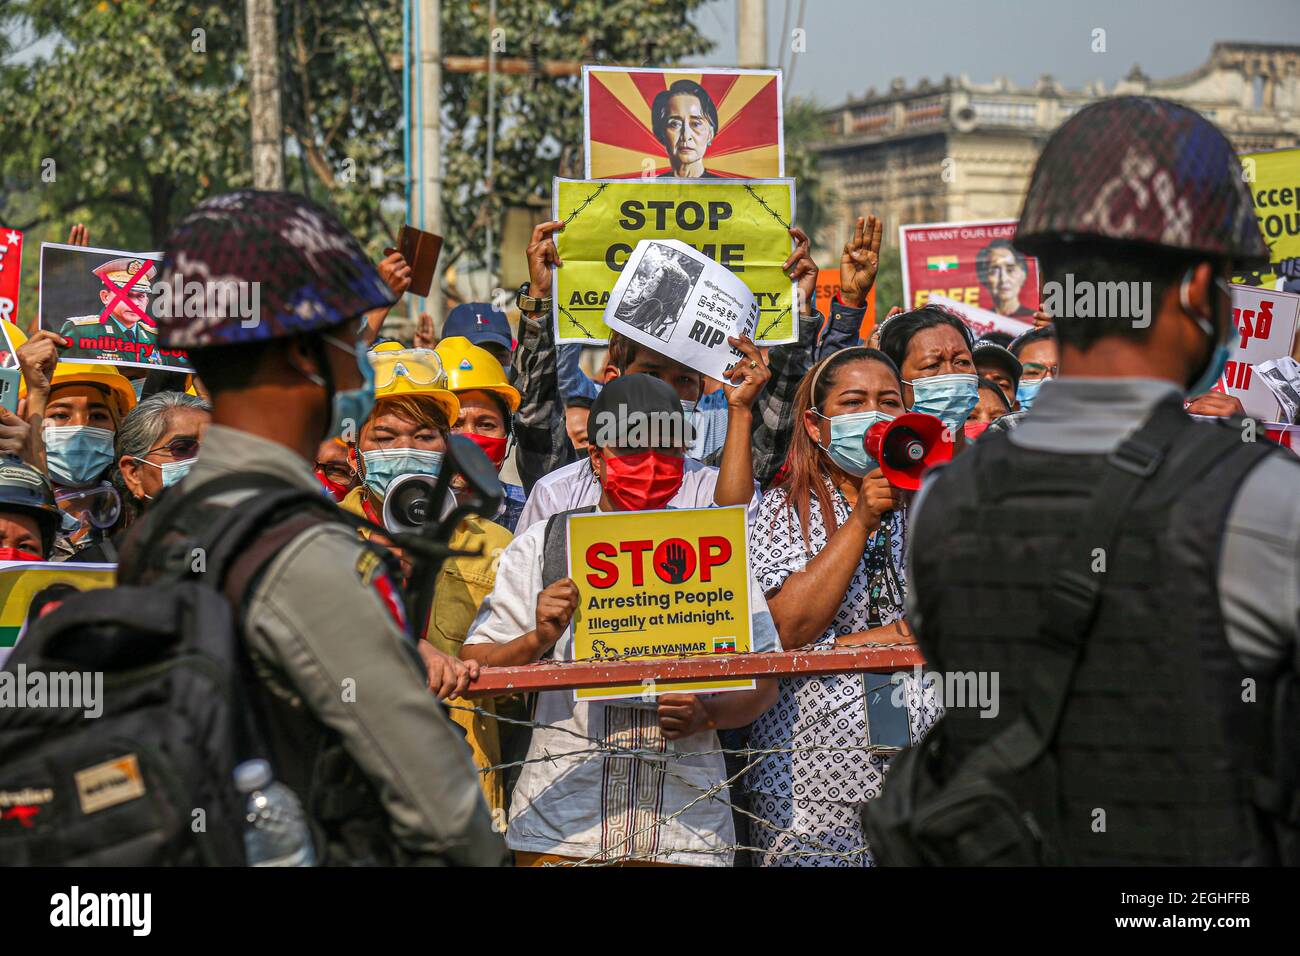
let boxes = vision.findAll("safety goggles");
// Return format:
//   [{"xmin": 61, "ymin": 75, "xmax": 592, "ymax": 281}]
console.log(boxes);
[
  {"xmin": 143, "ymin": 436, "xmax": 201, "ymax": 460},
  {"xmin": 54, "ymin": 481, "xmax": 122, "ymax": 530},
  {"xmin": 1020, "ymin": 362, "xmax": 1058, "ymax": 382},
  {"xmin": 370, "ymin": 348, "xmax": 448, "ymax": 391},
  {"xmin": 315, "ymin": 461, "xmax": 355, "ymax": 485}
]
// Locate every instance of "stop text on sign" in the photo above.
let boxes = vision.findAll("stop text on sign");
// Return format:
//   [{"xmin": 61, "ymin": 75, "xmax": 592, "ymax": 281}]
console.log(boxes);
[{"xmin": 584, "ymin": 535, "xmax": 732, "ymax": 589}]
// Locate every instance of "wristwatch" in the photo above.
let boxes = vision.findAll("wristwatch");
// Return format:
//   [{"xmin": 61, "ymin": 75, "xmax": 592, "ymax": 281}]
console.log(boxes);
[{"xmin": 515, "ymin": 281, "xmax": 552, "ymax": 315}]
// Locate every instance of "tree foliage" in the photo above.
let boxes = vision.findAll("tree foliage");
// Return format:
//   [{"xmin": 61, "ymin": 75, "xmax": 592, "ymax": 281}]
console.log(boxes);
[{"xmin": 0, "ymin": 1, "xmax": 850, "ymax": 326}]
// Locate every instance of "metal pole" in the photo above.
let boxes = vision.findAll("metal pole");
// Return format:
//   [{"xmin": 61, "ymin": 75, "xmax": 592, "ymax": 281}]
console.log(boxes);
[
  {"xmin": 246, "ymin": 0, "xmax": 284, "ymax": 189},
  {"xmin": 418, "ymin": 0, "xmax": 444, "ymax": 330},
  {"xmin": 485, "ymin": 0, "xmax": 498, "ymax": 297},
  {"xmin": 736, "ymin": 0, "xmax": 767, "ymax": 69}
]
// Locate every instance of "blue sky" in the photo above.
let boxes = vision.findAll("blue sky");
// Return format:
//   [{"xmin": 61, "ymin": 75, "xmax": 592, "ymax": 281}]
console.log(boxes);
[{"xmin": 693, "ymin": 0, "xmax": 1300, "ymax": 106}]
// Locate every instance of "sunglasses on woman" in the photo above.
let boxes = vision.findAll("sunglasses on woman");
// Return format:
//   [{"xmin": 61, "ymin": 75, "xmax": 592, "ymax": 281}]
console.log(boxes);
[{"xmin": 145, "ymin": 437, "xmax": 201, "ymax": 460}]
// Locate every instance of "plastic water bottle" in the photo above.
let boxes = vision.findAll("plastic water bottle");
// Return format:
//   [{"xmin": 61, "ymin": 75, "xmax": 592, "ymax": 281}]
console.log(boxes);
[{"xmin": 234, "ymin": 759, "xmax": 316, "ymax": 867}]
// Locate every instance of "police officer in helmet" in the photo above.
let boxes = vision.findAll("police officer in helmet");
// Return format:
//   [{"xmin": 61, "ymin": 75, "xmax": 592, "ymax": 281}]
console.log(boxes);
[
  {"xmin": 118, "ymin": 191, "xmax": 506, "ymax": 865},
  {"xmin": 886, "ymin": 97, "xmax": 1300, "ymax": 866}
]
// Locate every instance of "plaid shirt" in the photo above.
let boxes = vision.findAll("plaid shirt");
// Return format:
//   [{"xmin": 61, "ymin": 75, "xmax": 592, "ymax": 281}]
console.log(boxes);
[{"xmin": 512, "ymin": 312, "xmax": 579, "ymax": 494}]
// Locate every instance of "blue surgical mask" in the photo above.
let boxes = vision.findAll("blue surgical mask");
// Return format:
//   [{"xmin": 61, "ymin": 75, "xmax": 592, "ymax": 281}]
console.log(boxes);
[
  {"xmin": 903, "ymin": 373, "xmax": 980, "ymax": 430},
  {"xmin": 134, "ymin": 456, "xmax": 196, "ymax": 493},
  {"xmin": 306, "ymin": 334, "xmax": 376, "ymax": 442},
  {"xmin": 679, "ymin": 399, "xmax": 698, "ymax": 414},
  {"xmin": 815, "ymin": 409, "xmax": 895, "ymax": 478},
  {"xmin": 1015, "ymin": 377, "xmax": 1046, "ymax": 411},
  {"xmin": 1182, "ymin": 272, "xmax": 1234, "ymax": 396},
  {"xmin": 360, "ymin": 447, "xmax": 444, "ymax": 498},
  {"xmin": 43, "ymin": 425, "xmax": 116, "ymax": 487}
]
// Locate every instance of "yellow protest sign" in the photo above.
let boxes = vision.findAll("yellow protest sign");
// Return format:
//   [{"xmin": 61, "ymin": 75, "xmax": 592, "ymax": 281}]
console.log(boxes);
[
  {"xmin": 552, "ymin": 178, "xmax": 797, "ymax": 345},
  {"xmin": 566, "ymin": 506, "xmax": 753, "ymax": 702},
  {"xmin": 0, "ymin": 562, "xmax": 115, "ymax": 663},
  {"xmin": 1240, "ymin": 147, "xmax": 1300, "ymax": 290}
]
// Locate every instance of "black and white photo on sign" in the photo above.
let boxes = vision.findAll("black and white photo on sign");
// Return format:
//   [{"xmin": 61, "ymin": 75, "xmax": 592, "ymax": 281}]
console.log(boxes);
[
  {"xmin": 604, "ymin": 238, "xmax": 759, "ymax": 382},
  {"xmin": 1258, "ymin": 357, "xmax": 1300, "ymax": 424},
  {"xmin": 611, "ymin": 241, "xmax": 706, "ymax": 343}
]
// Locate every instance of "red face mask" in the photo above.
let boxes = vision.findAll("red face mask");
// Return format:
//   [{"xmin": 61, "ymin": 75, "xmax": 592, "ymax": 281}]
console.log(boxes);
[
  {"xmin": 964, "ymin": 420, "xmax": 990, "ymax": 441},
  {"xmin": 600, "ymin": 451, "xmax": 685, "ymax": 512},
  {"xmin": 0, "ymin": 548, "xmax": 42, "ymax": 563},
  {"xmin": 463, "ymin": 431, "xmax": 508, "ymax": 469},
  {"xmin": 315, "ymin": 469, "xmax": 350, "ymax": 502}
]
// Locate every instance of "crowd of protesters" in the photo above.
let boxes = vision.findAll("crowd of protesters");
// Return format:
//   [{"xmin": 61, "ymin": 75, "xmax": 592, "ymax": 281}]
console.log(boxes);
[{"xmin": 1, "ymin": 94, "xmax": 1297, "ymax": 869}]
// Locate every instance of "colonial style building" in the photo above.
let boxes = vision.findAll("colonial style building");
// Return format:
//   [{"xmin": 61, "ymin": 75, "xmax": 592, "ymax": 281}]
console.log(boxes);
[{"xmin": 814, "ymin": 42, "xmax": 1300, "ymax": 255}]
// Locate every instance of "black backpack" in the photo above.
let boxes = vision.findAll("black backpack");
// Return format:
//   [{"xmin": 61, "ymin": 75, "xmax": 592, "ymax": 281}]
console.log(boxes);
[{"xmin": 0, "ymin": 474, "xmax": 335, "ymax": 865}]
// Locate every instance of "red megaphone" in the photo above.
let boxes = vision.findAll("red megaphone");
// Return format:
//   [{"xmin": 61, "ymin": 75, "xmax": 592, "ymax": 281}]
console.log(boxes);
[{"xmin": 864, "ymin": 412, "xmax": 953, "ymax": 490}]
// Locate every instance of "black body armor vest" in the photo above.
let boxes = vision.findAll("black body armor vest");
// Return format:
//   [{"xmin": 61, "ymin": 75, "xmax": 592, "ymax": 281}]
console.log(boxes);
[{"xmin": 909, "ymin": 399, "xmax": 1290, "ymax": 864}]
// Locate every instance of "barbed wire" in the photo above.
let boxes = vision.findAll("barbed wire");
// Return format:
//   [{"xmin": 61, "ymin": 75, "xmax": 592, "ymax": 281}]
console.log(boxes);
[{"xmin": 447, "ymin": 675, "xmax": 915, "ymax": 867}]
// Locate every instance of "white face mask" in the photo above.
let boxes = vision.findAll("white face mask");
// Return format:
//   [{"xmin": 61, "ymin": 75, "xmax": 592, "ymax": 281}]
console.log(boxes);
[{"xmin": 133, "ymin": 456, "xmax": 197, "ymax": 498}]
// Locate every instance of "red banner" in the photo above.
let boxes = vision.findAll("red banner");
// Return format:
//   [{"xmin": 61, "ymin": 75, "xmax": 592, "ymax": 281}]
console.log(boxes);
[
  {"xmin": 0, "ymin": 227, "xmax": 23, "ymax": 326},
  {"xmin": 899, "ymin": 219, "xmax": 1039, "ymax": 318}
]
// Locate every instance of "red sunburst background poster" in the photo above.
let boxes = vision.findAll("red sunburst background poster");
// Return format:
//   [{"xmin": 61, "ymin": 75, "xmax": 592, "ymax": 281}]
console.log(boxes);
[{"xmin": 583, "ymin": 66, "xmax": 784, "ymax": 180}]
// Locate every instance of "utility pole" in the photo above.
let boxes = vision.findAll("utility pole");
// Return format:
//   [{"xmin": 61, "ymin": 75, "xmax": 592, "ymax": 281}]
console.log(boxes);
[
  {"xmin": 246, "ymin": 0, "xmax": 284, "ymax": 190},
  {"xmin": 417, "ymin": 0, "xmax": 444, "ymax": 331},
  {"xmin": 736, "ymin": 0, "xmax": 767, "ymax": 69}
]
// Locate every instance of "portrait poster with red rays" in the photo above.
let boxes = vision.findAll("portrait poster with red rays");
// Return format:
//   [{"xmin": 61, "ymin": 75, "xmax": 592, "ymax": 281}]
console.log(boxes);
[{"xmin": 583, "ymin": 66, "xmax": 783, "ymax": 181}]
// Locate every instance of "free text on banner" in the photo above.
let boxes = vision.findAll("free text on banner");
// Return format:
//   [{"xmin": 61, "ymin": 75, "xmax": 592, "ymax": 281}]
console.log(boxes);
[
  {"xmin": 566, "ymin": 506, "xmax": 753, "ymax": 702},
  {"xmin": 552, "ymin": 178, "xmax": 797, "ymax": 345},
  {"xmin": 1239, "ymin": 146, "xmax": 1300, "ymax": 291}
]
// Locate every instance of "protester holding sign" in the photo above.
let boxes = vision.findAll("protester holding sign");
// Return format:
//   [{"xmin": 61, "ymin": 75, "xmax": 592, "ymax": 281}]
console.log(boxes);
[
  {"xmin": 463, "ymin": 374, "xmax": 779, "ymax": 866},
  {"xmin": 746, "ymin": 347, "xmax": 938, "ymax": 866}
]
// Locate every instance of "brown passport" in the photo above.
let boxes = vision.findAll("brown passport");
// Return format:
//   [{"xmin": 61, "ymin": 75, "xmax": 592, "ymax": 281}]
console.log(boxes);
[{"xmin": 386, "ymin": 225, "xmax": 443, "ymax": 298}]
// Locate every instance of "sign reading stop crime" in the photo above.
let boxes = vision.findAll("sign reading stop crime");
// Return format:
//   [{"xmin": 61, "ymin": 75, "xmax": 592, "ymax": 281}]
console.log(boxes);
[
  {"xmin": 1216, "ymin": 285, "xmax": 1300, "ymax": 420},
  {"xmin": 566, "ymin": 505, "xmax": 753, "ymax": 702}
]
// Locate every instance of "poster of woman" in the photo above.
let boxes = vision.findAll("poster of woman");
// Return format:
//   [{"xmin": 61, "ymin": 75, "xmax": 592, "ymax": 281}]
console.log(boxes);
[{"xmin": 583, "ymin": 66, "xmax": 783, "ymax": 180}]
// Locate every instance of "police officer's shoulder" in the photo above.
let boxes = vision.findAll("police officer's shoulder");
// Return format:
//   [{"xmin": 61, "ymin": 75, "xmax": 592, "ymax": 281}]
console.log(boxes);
[{"xmin": 251, "ymin": 520, "xmax": 412, "ymax": 629}]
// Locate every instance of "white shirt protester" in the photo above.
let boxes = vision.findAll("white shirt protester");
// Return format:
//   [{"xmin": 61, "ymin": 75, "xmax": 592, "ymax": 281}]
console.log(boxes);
[{"xmin": 464, "ymin": 516, "xmax": 779, "ymax": 866}]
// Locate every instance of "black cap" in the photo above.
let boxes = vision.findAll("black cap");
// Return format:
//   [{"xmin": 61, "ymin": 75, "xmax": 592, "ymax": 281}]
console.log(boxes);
[
  {"xmin": 588, "ymin": 374, "xmax": 686, "ymax": 451},
  {"xmin": 0, "ymin": 459, "xmax": 62, "ymax": 557},
  {"xmin": 973, "ymin": 341, "xmax": 1022, "ymax": 386}
]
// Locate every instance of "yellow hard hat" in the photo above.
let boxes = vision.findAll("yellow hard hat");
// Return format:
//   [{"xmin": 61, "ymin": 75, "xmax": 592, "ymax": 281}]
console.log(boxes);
[
  {"xmin": 435, "ymin": 336, "xmax": 521, "ymax": 413},
  {"xmin": 1, "ymin": 319, "xmax": 28, "ymax": 352},
  {"xmin": 368, "ymin": 342, "xmax": 460, "ymax": 426},
  {"xmin": 26, "ymin": 360, "xmax": 138, "ymax": 419}
]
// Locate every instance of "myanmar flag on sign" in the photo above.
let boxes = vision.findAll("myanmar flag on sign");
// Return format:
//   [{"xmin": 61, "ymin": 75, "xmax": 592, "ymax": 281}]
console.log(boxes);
[
  {"xmin": 927, "ymin": 255, "xmax": 958, "ymax": 272},
  {"xmin": 712, "ymin": 638, "xmax": 737, "ymax": 653}
]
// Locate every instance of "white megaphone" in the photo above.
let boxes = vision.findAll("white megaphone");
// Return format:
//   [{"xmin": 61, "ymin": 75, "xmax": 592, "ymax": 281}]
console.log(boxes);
[{"xmin": 381, "ymin": 472, "xmax": 458, "ymax": 534}]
